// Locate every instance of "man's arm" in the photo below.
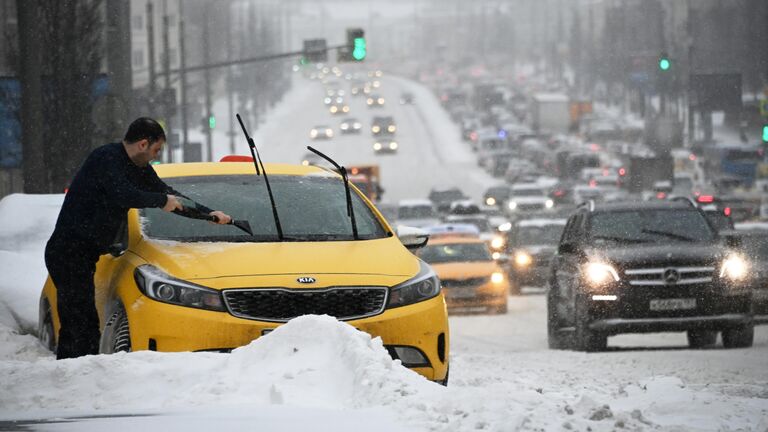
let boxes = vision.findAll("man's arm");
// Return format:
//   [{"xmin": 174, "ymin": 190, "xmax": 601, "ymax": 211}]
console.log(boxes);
[
  {"xmin": 99, "ymin": 154, "xmax": 169, "ymax": 210},
  {"xmin": 144, "ymin": 166, "xmax": 231, "ymax": 224}
]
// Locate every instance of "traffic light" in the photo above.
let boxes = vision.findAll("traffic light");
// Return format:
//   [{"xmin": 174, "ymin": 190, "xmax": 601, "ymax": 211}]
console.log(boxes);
[
  {"xmin": 658, "ymin": 53, "xmax": 671, "ymax": 71},
  {"xmin": 762, "ymin": 124, "xmax": 768, "ymax": 143},
  {"xmin": 343, "ymin": 28, "xmax": 365, "ymax": 62},
  {"xmin": 208, "ymin": 115, "xmax": 216, "ymax": 129}
]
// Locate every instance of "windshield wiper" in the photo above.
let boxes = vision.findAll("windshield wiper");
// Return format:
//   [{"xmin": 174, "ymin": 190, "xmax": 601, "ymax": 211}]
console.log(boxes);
[
  {"xmin": 307, "ymin": 146, "xmax": 360, "ymax": 240},
  {"xmin": 592, "ymin": 235, "xmax": 650, "ymax": 244},
  {"xmin": 640, "ymin": 229, "xmax": 696, "ymax": 242},
  {"xmin": 237, "ymin": 114, "xmax": 284, "ymax": 241},
  {"xmin": 174, "ymin": 196, "xmax": 254, "ymax": 236}
]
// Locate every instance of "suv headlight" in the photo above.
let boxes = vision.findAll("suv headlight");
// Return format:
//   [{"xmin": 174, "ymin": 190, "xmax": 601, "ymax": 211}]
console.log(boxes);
[
  {"xmin": 720, "ymin": 254, "xmax": 749, "ymax": 282},
  {"xmin": 583, "ymin": 262, "xmax": 619, "ymax": 287},
  {"xmin": 387, "ymin": 261, "xmax": 441, "ymax": 308},
  {"xmin": 134, "ymin": 265, "xmax": 225, "ymax": 312}
]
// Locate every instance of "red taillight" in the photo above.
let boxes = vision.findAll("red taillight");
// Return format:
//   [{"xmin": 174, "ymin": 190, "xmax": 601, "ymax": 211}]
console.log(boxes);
[
  {"xmin": 589, "ymin": 179, "xmax": 597, "ymax": 187},
  {"xmin": 554, "ymin": 190, "xmax": 564, "ymax": 197},
  {"xmin": 470, "ymin": 132, "xmax": 478, "ymax": 141},
  {"xmin": 64, "ymin": 188, "xmax": 69, "ymax": 194},
  {"xmin": 656, "ymin": 192, "xmax": 667, "ymax": 199},
  {"xmin": 724, "ymin": 207, "xmax": 731, "ymax": 217},
  {"xmin": 689, "ymin": 154, "xmax": 697, "ymax": 161},
  {"xmin": 697, "ymin": 195, "xmax": 714, "ymax": 203},
  {"xmin": 589, "ymin": 143, "xmax": 600, "ymax": 152},
  {"xmin": 350, "ymin": 167, "xmax": 359, "ymax": 175},
  {"xmin": 618, "ymin": 168, "xmax": 626, "ymax": 176}
]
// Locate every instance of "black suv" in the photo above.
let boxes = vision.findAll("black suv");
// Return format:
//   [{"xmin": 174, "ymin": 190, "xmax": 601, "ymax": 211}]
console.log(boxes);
[{"xmin": 547, "ymin": 200, "xmax": 753, "ymax": 351}]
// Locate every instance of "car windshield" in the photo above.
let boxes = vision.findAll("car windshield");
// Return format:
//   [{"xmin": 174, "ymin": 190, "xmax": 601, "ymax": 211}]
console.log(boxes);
[
  {"xmin": 515, "ymin": 225, "xmax": 564, "ymax": 246},
  {"xmin": 398, "ymin": 205, "xmax": 436, "ymax": 219},
  {"xmin": 419, "ymin": 243, "xmax": 493, "ymax": 264},
  {"xmin": 589, "ymin": 209, "xmax": 715, "ymax": 244},
  {"xmin": 140, "ymin": 175, "xmax": 388, "ymax": 242},
  {"xmin": 430, "ymin": 190, "xmax": 465, "ymax": 202},
  {"xmin": 512, "ymin": 189, "xmax": 544, "ymax": 197}
]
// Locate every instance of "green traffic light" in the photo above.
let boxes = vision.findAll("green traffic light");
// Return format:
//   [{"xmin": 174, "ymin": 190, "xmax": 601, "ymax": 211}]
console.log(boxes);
[
  {"xmin": 352, "ymin": 37, "xmax": 366, "ymax": 61},
  {"xmin": 762, "ymin": 125, "xmax": 768, "ymax": 143},
  {"xmin": 208, "ymin": 115, "xmax": 216, "ymax": 129},
  {"xmin": 659, "ymin": 57, "xmax": 671, "ymax": 71}
]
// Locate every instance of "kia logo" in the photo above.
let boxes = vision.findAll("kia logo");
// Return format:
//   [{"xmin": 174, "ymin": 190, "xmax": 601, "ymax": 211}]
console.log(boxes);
[
  {"xmin": 663, "ymin": 269, "xmax": 680, "ymax": 285},
  {"xmin": 297, "ymin": 277, "xmax": 316, "ymax": 284}
]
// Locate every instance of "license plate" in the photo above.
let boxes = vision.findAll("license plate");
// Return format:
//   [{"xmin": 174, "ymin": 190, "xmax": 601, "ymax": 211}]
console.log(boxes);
[
  {"xmin": 649, "ymin": 298, "xmax": 696, "ymax": 311},
  {"xmin": 447, "ymin": 287, "xmax": 476, "ymax": 299}
]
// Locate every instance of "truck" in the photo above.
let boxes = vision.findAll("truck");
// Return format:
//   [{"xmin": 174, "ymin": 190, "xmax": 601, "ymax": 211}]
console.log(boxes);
[
  {"xmin": 531, "ymin": 93, "xmax": 570, "ymax": 134},
  {"xmin": 625, "ymin": 156, "xmax": 673, "ymax": 194},
  {"xmin": 348, "ymin": 164, "xmax": 383, "ymax": 202}
]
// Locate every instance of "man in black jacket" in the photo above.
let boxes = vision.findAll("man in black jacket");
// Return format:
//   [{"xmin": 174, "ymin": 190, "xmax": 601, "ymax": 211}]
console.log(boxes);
[{"xmin": 45, "ymin": 117, "xmax": 232, "ymax": 360}]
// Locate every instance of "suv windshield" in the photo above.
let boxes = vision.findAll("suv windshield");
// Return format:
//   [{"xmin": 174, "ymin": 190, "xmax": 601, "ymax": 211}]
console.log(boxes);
[
  {"xmin": 589, "ymin": 209, "xmax": 715, "ymax": 244},
  {"xmin": 140, "ymin": 175, "xmax": 388, "ymax": 242},
  {"xmin": 512, "ymin": 188, "xmax": 545, "ymax": 197},
  {"xmin": 515, "ymin": 226, "xmax": 563, "ymax": 246},
  {"xmin": 419, "ymin": 243, "xmax": 493, "ymax": 264}
]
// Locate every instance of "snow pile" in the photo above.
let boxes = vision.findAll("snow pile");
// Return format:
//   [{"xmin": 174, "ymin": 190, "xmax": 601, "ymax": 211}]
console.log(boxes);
[
  {"xmin": 0, "ymin": 193, "xmax": 63, "ymax": 330},
  {"xmin": 0, "ymin": 315, "xmax": 441, "ymax": 420}
]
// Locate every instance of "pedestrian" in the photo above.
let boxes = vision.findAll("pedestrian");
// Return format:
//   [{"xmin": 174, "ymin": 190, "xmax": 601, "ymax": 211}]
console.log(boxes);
[{"xmin": 45, "ymin": 117, "xmax": 232, "ymax": 360}]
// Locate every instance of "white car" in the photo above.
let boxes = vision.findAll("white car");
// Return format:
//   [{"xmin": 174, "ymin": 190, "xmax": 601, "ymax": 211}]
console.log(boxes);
[
  {"xmin": 310, "ymin": 125, "xmax": 334, "ymax": 140},
  {"xmin": 396, "ymin": 199, "xmax": 441, "ymax": 228},
  {"xmin": 506, "ymin": 184, "xmax": 554, "ymax": 213}
]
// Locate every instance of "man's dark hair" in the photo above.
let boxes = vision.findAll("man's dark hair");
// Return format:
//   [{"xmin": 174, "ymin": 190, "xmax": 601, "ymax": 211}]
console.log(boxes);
[{"xmin": 123, "ymin": 117, "xmax": 166, "ymax": 144}]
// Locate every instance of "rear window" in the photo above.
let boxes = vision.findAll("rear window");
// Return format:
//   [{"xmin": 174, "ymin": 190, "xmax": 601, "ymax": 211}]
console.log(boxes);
[
  {"xmin": 589, "ymin": 209, "xmax": 715, "ymax": 244},
  {"xmin": 398, "ymin": 205, "xmax": 436, "ymax": 220},
  {"xmin": 140, "ymin": 175, "xmax": 388, "ymax": 242},
  {"xmin": 419, "ymin": 243, "xmax": 493, "ymax": 264},
  {"xmin": 514, "ymin": 225, "xmax": 564, "ymax": 246}
]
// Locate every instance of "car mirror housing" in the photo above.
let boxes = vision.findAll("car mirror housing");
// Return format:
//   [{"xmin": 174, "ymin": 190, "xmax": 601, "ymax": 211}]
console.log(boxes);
[{"xmin": 397, "ymin": 225, "xmax": 430, "ymax": 250}]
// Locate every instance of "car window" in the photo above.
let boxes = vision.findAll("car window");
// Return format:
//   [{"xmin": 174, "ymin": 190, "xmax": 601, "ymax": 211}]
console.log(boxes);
[
  {"xmin": 419, "ymin": 243, "xmax": 493, "ymax": 264},
  {"xmin": 589, "ymin": 209, "xmax": 715, "ymax": 244},
  {"xmin": 512, "ymin": 189, "xmax": 544, "ymax": 197},
  {"xmin": 398, "ymin": 205, "xmax": 436, "ymax": 219},
  {"xmin": 515, "ymin": 226, "xmax": 564, "ymax": 246},
  {"xmin": 140, "ymin": 175, "xmax": 388, "ymax": 242}
]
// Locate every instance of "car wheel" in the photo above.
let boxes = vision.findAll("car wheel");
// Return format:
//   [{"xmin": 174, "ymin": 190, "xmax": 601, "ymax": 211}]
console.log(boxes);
[
  {"xmin": 574, "ymin": 295, "xmax": 606, "ymax": 352},
  {"xmin": 102, "ymin": 305, "xmax": 131, "ymax": 353},
  {"xmin": 686, "ymin": 330, "xmax": 717, "ymax": 348},
  {"xmin": 546, "ymin": 288, "xmax": 568, "ymax": 350},
  {"xmin": 38, "ymin": 302, "xmax": 56, "ymax": 354},
  {"xmin": 722, "ymin": 325, "xmax": 754, "ymax": 349}
]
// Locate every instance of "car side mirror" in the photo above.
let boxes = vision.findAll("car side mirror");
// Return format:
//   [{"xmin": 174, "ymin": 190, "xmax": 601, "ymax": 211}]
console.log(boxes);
[
  {"xmin": 558, "ymin": 242, "xmax": 578, "ymax": 255},
  {"xmin": 397, "ymin": 225, "xmax": 430, "ymax": 251}
]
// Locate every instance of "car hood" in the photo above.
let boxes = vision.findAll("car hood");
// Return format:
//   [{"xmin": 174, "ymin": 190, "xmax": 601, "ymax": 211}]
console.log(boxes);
[
  {"xmin": 585, "ymin": 243, "xmax": 726, "ymax": 268},
  {"xmin": 430, "ymin": 261, "xmax": 499, "ymax": 279},
  {"xmin": 134, "ymin": 236, "xmax": 418, "ymax": 282}
]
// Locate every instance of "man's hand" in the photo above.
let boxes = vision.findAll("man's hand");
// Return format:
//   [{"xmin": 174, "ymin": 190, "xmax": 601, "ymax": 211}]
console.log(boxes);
[
  {"xmin": 163, "ymin": 194, "xmax": 183, "ymax": 212},
  {"xmin": 209, "ymin": 210, "xmax": 232, "ymax": 224}
]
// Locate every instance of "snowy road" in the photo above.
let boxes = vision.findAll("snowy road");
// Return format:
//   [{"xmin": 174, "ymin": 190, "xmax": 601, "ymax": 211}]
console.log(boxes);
[{"xmin": 1, "ymin": 73, "xmax": 767, "ymax": 431}]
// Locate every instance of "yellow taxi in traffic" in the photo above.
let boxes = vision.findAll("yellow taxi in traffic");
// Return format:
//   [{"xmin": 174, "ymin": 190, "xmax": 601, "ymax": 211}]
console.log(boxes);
[
  {"xmin": 39, "ymin": 161, "xmax": 449, "ymax": 384},
  {"xmin": 417, "ymin": 227, "xmax": 509, "ymax": 314}
]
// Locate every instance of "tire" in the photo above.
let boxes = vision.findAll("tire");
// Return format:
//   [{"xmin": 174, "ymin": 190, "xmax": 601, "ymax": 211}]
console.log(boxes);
[
  {"xmin": 574, "ymin": 295, "xmax": 606, "ymax": 352},
  {"xmin": 38, "ymin": 303, "xmax": 56, "ymax": 354},
  {"xmin": 687, "ymin": 330, "xmax": 717, "ymax": 348},
  {"xmin": 722, "ymin": 325, "xmax": 754, "ymax": 349},
  {"xmin": 547, "ymin": 289, "xmax": 568, "ymax": 350},
  {"xmin": 101, "ymin": 305, "xmax": 131, "ymax": 354}
]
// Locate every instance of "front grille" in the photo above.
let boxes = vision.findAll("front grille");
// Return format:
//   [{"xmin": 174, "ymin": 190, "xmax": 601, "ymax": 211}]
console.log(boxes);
[
  {"xmin": 624, "ymin": 266, "xmax": 715, "ymax": 286},
  {"xmin": 517, "ymin": 203, "xmax": 544, "ymax": 211},
  {"xmin": 223, "ymin": 287, "xmax": 388, "ymax": 322},
  {"xmin": 441, "ymin": 277, "xmax": 487, "ymax": 287}
]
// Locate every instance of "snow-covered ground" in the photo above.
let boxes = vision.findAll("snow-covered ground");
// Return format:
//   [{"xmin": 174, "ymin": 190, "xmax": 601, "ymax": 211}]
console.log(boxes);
[{"xmin": 1, "ymin": 73, "xmax": 767, "ymax": 431}]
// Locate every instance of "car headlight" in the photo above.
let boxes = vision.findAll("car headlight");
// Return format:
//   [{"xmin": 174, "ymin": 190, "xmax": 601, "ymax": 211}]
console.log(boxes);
[
  {"xmin": 378, "ymin": 98, "xmax": 385, "ymax": 104},
  {"xmin": 330, "ymin": 106, "xmax": 338, "ymax": 113},
  {"xmin": 367, "ymin": 98, "xmax": 373, "ymax": 105},
  {"xmin": 720, "ymin": 254, "xmax": 748, "ymax": 281},
  {"xmin": 498, "ymin": 222, "xmax": 512, "ymax": 232},
  {"xmin": 583, "ymin": 262, "xmax": 620, "ymax": 287},
  {"xmin": 545, "ymin": 199, "xmax": 554, "ymax": 209},
  {"xmin": 372, "ymin": 126, "xmax": 381, "ymax": 133},
  {"xmin": 341, "ymin": 123, "xmax": 349, "ymax": 130},
  {"xmin": 353, "ymin": 122, "xmax": 361, "ymax": 129},
  {"xmin": 343, "ymin": 106, "xmax": 350, "ymax": 112},
  {"xmin": 491, "ymin": 236, "xmax": 505, "ymax": 250},
  {"xmin": 388, "ymin": 125, "xmax": 396, "ymax": 133},
  {"xmin": 389, "ymin": 141, "xmax": 398, "ymax": 149},
  {"xmin": 485, "ymin": 197, "xmax": 496, "ymax": 206},
  {"xmin": 515, "ymin": 251, "xmax": 532, "ymax": 267},
  {"xmin": 373, "ymin": 142, "xmax": 383, "ymax": 150},
  {"xmin": 508, "ymin": 201, "xmax": 517, "ymax": 210},
  {"xmin": 491, "ymin": 272, "xmax": 504, "ymax": 284},
  {"xmin": 134, "ymin": 265, "xmax": 225, "ymax": 312},
  {"xmin": 387, "ymin": 261, "xmax": 441, "ymax": 308},
  {"xmin": 310, "ymin": 130, "xmax": 318, "ymax": 138}
]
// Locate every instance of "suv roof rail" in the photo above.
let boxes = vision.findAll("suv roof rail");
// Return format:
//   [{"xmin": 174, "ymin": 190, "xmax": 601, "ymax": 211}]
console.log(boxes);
[
  {"xmin": 577, "ymin": 200, "xmax": 595, "ymax": 212},
  {"xmin": 670, "ymin": 196, "xmax": 697, "ymax": 207}
]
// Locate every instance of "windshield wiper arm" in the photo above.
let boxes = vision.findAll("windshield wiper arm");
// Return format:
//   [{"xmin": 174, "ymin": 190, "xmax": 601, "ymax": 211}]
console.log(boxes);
[
  {"xmin": 306, "ymin": 146, "xmax": 359, "ymax": 240},
  {"xmin": 237, "ymin": 114, "xmax": 284, "ymax": 241},
  {"xmin": 640, "ymin": 229, "xmax": 696, "ymax": 242}
]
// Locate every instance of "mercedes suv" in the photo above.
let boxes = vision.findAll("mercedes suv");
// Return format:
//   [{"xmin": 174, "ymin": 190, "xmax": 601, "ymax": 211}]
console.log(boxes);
[{"xmin": 547, "ymin": 200, "xmax": 753, "ymax": 351}]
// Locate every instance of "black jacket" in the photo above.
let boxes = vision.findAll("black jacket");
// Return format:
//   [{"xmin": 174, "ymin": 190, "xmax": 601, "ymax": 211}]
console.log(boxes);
[{"xmin": 49, "ymin": 142, "xmax": 210, "ymax": 253}]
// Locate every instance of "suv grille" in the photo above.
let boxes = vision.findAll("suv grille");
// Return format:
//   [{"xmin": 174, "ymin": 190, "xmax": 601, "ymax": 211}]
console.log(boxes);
[
  {"xmin": 223, "ymin": 287, "xmax": 388, "ymax": 322},
  {"xmin": 624, "ymin": 266, "xmax": 715, "ymax": 286}
]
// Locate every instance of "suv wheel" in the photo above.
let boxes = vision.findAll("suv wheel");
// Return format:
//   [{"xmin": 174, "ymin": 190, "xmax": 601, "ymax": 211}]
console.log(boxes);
[
  {"xmin": 686, "ymin": 330, "xmax": 717, "ymax": 348},
  {"xmin": 722, "ymin": 325, "xmax": 754, "ymax": 348},
  {"xmin": 546, "ymin": 288, "xmax": 568, "ymax": 349},
  {"xmin": 574, "ymin": 295, "xmax": 606, "ymax": 352}
]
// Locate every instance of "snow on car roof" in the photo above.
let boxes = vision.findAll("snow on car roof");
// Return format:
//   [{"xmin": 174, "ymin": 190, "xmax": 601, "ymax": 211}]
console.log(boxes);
[
  {"xmin": 518, "ymin": 218, "xmax": 567, "ymax": 227},
  {"xmin": 398, "ymin": 198, "xmax": 434, "ymax": 207}
]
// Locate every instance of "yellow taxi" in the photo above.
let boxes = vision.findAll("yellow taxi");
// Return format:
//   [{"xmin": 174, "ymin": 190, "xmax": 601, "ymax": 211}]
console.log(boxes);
[
  {"xmin": 39, "ymin": 161, "xmax": 449, "ymax": 384},
  {"xmin": 417, "ymin": 225, "xmax": 509, "ymax": 314}
]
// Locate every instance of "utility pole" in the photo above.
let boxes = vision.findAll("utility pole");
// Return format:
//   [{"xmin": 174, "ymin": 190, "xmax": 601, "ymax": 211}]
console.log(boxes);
[
  {"xmin": 146, "ymin": 1, "xmax": 156, "ymax": 108},
  {"xmin": 178, "ymin": 0, "xmax": 189, "ymax": 161},
  {"xmin": 105, "ymin": 0, "xmax": 132, "ymax": 142},
  {"xmin": 227, "ymin": 1, "xmax": 235, "ymax": 154},
  {"xmin": 161, "ymin": 0, "xmax": 173, "ymax": 162},
  {"xmin": 203, "ymin": 3, "xmax": 213, "ymax": 162},
  {"xmin": 16, "ymin": 0, "xmax": 46, "ymax": 193}
]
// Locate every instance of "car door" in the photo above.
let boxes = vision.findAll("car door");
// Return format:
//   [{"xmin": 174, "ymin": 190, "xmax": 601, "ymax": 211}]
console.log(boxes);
[{"xmin": 551, "ymin": 213, "xmax": 584, "ymax": 328}]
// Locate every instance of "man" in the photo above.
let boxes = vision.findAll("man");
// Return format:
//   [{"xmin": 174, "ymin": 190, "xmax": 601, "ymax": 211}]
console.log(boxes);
[{"xmin": 45, "ymin": 117, "xmax": 232, "ymax": 360}]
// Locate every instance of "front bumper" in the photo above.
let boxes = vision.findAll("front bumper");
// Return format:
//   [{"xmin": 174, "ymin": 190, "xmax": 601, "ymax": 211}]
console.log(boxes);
[
  {"xmin": 124, "ymin": 293, "xmax": 449, "ymax": 381},
  {"xmin": 589, "ymin": 313, "xmax": 753, "ymax": 333},
  {"xmin": 442, "ymin": 281, "xmax": 508, "ymax": 311}
]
